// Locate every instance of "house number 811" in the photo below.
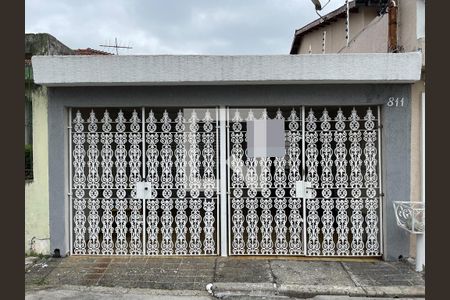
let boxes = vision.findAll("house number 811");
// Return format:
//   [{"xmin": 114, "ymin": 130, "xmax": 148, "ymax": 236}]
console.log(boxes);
[{"xmin": 387, "ymin": 97, "xmax": 404, "ymax": 107}]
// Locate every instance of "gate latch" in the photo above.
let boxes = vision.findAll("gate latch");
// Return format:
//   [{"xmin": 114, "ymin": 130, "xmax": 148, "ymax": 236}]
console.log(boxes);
[
  {"xmin": 135, "ymin": 182, "xmax": 153, "ymax": 199},
  {"xmin": 296, "ymin": 181, "xmax": 313, "ymax": 199}
]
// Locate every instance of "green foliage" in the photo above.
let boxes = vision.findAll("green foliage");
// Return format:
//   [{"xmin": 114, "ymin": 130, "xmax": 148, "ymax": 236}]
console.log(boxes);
[
  {"xmin": 25, "ymin": 144, "xmax": 33, "ymax": 180},
  {"xmin": 26, "ymin": 251, "xmax": 50, "ymax": 259}
]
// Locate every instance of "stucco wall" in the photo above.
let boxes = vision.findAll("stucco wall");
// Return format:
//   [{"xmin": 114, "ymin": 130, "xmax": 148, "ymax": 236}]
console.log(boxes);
[
  {"xmin": 297, "ymin": 7, "xmax": 379, "ymax": 54},
  {"xmin": 341, "ymin": 14, "xmax": 388, "ymax": 54},
  {"xmin": 47, "ymin": 84, "xmax": 412, "ymax": 261},
  {"xmin": 398, "ymin": 0, "xmax": 418, "ymax": 52},
  {"xmin": 25, "ymin": 87, "xmax": 50, "ymax": 254}
]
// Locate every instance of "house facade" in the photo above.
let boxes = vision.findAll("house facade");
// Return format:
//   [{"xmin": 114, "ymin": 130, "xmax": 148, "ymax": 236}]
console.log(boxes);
[{"xmin": 32, "ymin": 53, "xmax": 421, "ymax": 261}]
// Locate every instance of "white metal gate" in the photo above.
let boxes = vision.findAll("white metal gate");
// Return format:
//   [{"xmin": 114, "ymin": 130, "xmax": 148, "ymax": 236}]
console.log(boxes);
[
  {"xmin": 70, "ymin": 107, "xmax": 219, "ymax": 255},
  {"xmin": 227, "ymin": 106, "xmax": 382, "ymax": 256},
  {"xmin": 70, "ymin": 105, "xmax": 382, "ymax": 257}
]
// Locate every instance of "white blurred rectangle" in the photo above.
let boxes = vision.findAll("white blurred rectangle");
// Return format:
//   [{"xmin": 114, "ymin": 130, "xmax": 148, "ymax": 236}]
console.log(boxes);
[{"xmin": 247, "ymin": 119, "xmax": 285, "ymax": 158}]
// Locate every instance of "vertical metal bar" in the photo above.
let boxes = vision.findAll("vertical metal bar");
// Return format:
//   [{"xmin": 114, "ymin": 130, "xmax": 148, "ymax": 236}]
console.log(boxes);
[
  {"xmin": 345, "ymin": 0, "xmax": 350, "ymax": 47},
  {"xmin": 142, "ymin": 107, "xmax": 146, "ymax": 255},
  {"xmin": 377, "ymin": 105, "xmax": 384, "ymax": 255},
  {"xmin": 215, "ymin": 107, "xmax": 220, "ymax": 255},
  {"xmin": 302, "ymin": 106, "xmax": 307, "ymax": 256},
  {"xmin": 68, "ymin": 108, "xmax": 73, "ymax": 255},
  {"xmin": 219, "ymin": 107, "xmax": 228, "ymax": 256},
  {"xmin": 226, "ymin": 107, "xmax": 232, "ymax": 255}
]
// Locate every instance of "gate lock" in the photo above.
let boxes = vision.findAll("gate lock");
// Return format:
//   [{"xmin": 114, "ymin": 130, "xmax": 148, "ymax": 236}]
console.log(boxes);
[
  {"xmin": 135, "ymin": 182, "xmax": 153, "ymax": 199},
  {"xmin": 296, "ymin": 180, "xmax": 314, "ymax": 199}
]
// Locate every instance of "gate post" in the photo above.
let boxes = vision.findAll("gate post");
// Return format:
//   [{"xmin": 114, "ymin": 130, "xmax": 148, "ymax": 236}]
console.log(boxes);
[{"xmin": 219, "ymin": 107, "xmax": 228, "ymax": 256}]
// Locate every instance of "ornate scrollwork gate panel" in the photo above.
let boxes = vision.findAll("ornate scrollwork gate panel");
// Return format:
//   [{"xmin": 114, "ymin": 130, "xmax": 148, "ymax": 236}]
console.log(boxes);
[
  {"xmin": 70, "ymin": 107, "xmax": 219, "ymax": 255},
  {"xmin": 227, "ymin": 106, "xmax": 382, "ymax": 257},
  {"xmin": 227, "ymin": 107, "xmax": 304, "ymax": 255},
  {"xmin": 304, "ymin": 106, "xmax": 382, "ymax": 256}
]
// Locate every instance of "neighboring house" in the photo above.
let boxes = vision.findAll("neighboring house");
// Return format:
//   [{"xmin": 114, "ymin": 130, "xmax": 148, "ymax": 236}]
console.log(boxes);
[
  {"xmin": 31, "ymin": 52, "xmax": 422, "ymax": 262},
  {"xmin": 25, "ymin": 33, "xmax": 110, "ymax": 254},
  {"xmin": 290, "ymin": 0, "xmax": 425, "ymax": 269}
]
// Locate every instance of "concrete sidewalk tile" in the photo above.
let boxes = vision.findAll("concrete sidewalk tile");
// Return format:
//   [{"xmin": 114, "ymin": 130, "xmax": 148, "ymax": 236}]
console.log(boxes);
[
  {"xmin": 175, "ymin": 268, "xmax": 198, "ymax": 276},
  {"xmin": 94, "ymin": 257, "xmax": 112, "ymax": 263},
  {"xmin": 271, "ymin": 260, "xmax": 355, "ymax": 286},
  {"xmin": 194, "ymin": 277, "xmax": 213, "ymax": 286},
  {"xmin": 125, "ymin": 257, "xmax": 148, "ymax": 265},
  {"xmin": 215, "ymin": 259, "xmax": 272, "ymax": 283},
  {"xmin": 342, "ymin": 261, "xmax": 425, "ymax": 287},
  {"xmin": 173, "ymin": 275, "xmax": 197, "ymax": 283},
  {"xmin": 26, "ymin": 256, "xmax": 425, "ymax": 297},
  {"xmin": 145, "ymin": 282, "xmax": 175, "ymax": 290},
  {"xmin": 110, "ymin": 257, "xmax": 130, "ymax": 263},
  {"xmin": 172, "ymin": 282, "xmax": 197, "ymax": 290}
]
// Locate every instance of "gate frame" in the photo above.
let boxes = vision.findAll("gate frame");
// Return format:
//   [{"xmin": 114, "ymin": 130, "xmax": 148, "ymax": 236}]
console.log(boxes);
[
  {"xmin": 225, "ymin": 105, "xmax": 385, "ymax": 257},
  {"xmin": 68, "ymin": 106, "xmax": 222, "ymax": 256}
]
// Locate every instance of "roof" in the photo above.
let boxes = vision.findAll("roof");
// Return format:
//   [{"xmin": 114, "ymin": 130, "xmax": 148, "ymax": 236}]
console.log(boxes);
[
  {"xmin": 74, "ymin": 48, "xmax": 112, "ymax": 55},
  {"xmin": 31, "ymin": 53, "xmax": 422, "ymax": 87},
  {"xmin": 290, "ymin": 0, "xmax": 389, "ymax": 54}
]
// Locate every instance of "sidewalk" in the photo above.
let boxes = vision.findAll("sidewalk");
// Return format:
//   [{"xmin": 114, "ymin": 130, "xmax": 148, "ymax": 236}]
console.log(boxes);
[{"xmin": 25, "ymin": 256, "xmax": 425, "ymax": 299}]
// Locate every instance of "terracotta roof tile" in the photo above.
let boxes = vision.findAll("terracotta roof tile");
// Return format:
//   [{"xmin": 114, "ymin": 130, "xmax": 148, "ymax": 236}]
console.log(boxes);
[{"xmin": 74, "ymin": 48, "xmax": 112, "ymax": 55}]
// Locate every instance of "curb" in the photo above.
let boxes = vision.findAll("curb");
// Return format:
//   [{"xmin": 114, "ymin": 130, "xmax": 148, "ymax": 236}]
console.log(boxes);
[
  {"xmin": 26, "ymin": 285, "xmax": 212, "ymax": 297},
  {"xmin": 211, "ymin": 282, "xmax": 425, "ymax": 299},
  {"xmin": 363, "ymin": 286, "xmax": 426, "ymax": 298}
]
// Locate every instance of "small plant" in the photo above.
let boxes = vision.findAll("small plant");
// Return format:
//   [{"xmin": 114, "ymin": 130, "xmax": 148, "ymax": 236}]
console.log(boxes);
[
  {"xmin": 26, "ymin": 251, "xmax": 50, "ymax": 259},
  {"xmin": 25, "ymin": 144, "xmax": 33, "ymax": 180}
]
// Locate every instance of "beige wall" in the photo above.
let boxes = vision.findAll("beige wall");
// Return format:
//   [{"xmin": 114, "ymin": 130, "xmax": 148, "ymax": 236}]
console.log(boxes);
[
  {"xmin": 25, "ymin": 87, "xmax": 50, "ymax": 255},
  {"xmin": 298, "ymin": 7, "xmax": 380, "ymax": 54},
  {"xmin": 398, "ymin": 0, "xmax": 418, "ymax": 52},
  {"xmin": 409, "ymin": 80, "xmax": 425, "ymax": 258},
  {"xmin": 341, "ymin": 13, "xmax": 388, "ymax": 53},
  {"xmin": 297, "ymin": 1, "xmax": 424, "ymax": 55}
]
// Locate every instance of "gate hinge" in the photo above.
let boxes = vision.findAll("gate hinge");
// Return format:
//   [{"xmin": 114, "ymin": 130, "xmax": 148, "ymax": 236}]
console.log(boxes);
[
  {"xmin": 377, "ymin": 124, "xmax": 383, "ymax": 129},
  {"xmin": 380, "ymin": 193, "xmax": 385, "ymax": 197}
]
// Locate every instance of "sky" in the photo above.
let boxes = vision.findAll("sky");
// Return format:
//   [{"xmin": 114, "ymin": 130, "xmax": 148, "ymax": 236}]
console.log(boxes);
[{"xmin": 25, "ymin": 0, "xmax": 346, "ymax": 55}]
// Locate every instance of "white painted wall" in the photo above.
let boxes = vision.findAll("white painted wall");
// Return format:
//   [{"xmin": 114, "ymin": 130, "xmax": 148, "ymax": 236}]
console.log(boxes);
[
  {"xmin": 32, "ymin": 53, "xmax": 422, "ymax": 86},
  {"xmin": 416, "ymin": 0, "xmax": 425, "ymax": 39}
]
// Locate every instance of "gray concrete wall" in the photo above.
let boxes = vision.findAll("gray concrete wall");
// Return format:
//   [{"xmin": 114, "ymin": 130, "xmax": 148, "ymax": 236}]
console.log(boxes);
[{"xmin": 47, "ymin": 84, "xmax": 411, "ymax": 260}]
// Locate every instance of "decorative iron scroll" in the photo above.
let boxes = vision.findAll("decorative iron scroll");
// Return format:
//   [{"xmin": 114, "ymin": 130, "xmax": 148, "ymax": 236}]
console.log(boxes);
[
  {"xmin": 304, "ymin": 106, "xmax": 382, "ymax": 256},
  {"xmin": 71, "ymin": 108, "xmax": 219, "ymax": 256},
  {"xmin": 228, "ymin": 107, "xmax": 305, "ymax": 255},
  {"xmin": 228, "ymin": 106, "xmax": 381, "ymax": 256}
]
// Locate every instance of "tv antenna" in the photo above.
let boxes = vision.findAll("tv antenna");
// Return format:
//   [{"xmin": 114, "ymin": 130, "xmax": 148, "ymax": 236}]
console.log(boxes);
[{"xmin": 99, "ymin": 37, "xmax": 132, "ymax": 55}]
